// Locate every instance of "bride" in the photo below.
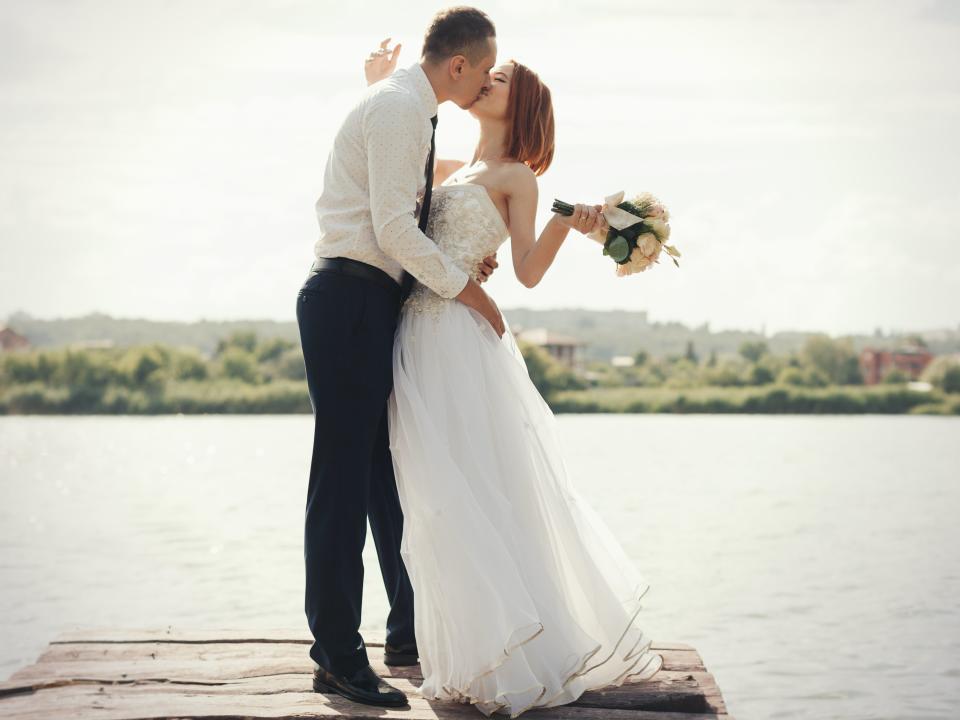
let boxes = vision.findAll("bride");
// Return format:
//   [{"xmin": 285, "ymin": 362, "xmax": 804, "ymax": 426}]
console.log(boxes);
[{"xmin": 367, "ymin": 47, "xmax": 664, "ymax": 717}]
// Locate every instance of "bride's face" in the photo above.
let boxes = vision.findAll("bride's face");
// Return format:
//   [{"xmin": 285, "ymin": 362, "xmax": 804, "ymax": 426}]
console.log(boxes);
[{"xmin": 469, "ymin": 62, "xmax": 514, "ymax": 120}]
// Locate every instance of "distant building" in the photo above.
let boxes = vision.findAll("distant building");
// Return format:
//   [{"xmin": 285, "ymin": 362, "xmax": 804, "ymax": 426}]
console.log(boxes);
[
  {"xmin": 611, "ymin": 355, "xmax": 636, "ymax": 368},
  {"xmin": 514, "ymin": 327, "xmax": 585, "ymax": 370},
  {"xmin": 859, "ymin": 346, "xmax": 933, "ymax": 384},
  {"xmin": 0, "ymin": 326, "xmax": 30, "ymax": 352}
]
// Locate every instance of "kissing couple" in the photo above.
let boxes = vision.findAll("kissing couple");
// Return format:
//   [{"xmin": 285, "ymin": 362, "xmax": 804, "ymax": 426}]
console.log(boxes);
[{"xmin": 295, "ymin": 6, "xmax": 663, "ymax": 717}]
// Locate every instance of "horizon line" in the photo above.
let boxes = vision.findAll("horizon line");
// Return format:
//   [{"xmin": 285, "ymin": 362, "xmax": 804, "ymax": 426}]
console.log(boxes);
[{"xmin": 3, "ymin": 309, "xmax": 958, "ymax": 340}]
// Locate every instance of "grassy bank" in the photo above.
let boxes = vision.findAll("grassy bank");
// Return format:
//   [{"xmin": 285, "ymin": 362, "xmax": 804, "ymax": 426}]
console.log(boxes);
[
  {"xmin": 2, "ymin": 380, "xmax": 958, "ymax": 415},
  {"xmin": 0, "ymin": 379, "xmax": 313, "ymax": 415},
  {"xmin": 548, "ymin": 384, "xmax": 960, "ymax": 415}
]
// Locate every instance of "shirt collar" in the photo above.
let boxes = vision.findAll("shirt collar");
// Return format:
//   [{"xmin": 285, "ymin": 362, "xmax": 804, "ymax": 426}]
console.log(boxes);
[{"xmin": 406, "ymin": 61, "xmax": 439, "ymax": 118}]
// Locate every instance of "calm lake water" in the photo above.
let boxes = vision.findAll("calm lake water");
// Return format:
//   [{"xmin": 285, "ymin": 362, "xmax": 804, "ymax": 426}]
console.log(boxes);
[{"xmin": 0, "ymin": 414, "xmax": 958, "ymax": 719}]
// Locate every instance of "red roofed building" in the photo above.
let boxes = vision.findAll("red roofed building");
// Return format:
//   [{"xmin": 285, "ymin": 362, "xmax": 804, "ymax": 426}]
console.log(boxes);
[
  {"xmin": 859, "ymin": 346, "xmax": 933, "ymax": 385},
  {"xmin": 0, "ymin": 326, "xmax": 30, "ymax": 352}
]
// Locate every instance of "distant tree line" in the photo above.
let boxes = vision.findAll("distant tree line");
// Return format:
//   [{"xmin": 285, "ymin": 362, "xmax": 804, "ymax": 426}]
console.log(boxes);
[
  {"xmin": 0, "ymin": 331, "xmax": 309, "ymax": 414},
  {"xmin": 8, "ymin": 309, "xmax": 960, "ymax": 362},
  {"xmin": 520, "ymin": 334, "xmax": 960, "ymax": 414},
  {"xmin": 2, "ymin": 331, "xmax": 958, "ymax": 415}
]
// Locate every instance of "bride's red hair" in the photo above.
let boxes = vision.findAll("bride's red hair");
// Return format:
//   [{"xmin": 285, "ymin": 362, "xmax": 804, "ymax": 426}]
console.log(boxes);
[{"xmin": 503, "ymin": 60, "xmax": 555, "ymax": 176}]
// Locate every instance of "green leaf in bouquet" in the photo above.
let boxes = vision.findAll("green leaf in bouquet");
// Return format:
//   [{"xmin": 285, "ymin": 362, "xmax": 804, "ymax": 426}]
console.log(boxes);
[
  {"xmin": 607, "ymin": 235, "xmax": 630, "ymax": 262},
  {"xmin": 616, "ymin": 200, "xmax": 646, "ymax": 217},
  {"xmin": 664, "ymin": 244, "xmax": 681, "ymax": 257},
  {"xmin": 671, "ymin": 256, "xmax": 680, "ymax": 268}
]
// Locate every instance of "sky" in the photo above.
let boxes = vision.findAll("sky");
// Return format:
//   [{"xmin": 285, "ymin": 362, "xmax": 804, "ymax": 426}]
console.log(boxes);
[{"xmin": 1, "ymin": 0, "xmax": 958, "ymax": 335}]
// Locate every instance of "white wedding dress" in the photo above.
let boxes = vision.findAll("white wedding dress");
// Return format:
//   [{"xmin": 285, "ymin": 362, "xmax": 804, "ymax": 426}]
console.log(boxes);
[{"xmin": 387, "ymin": 176, "xmax": 664, "ymax": 718}]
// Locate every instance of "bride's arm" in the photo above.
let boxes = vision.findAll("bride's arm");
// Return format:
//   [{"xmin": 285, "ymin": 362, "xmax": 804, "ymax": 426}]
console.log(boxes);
[
  {"xmin": 364, "ymin": 38, "xmax": 401, "ymax": 85},
  {"xmin": 506, "ymin": 165, "xmax": 602, "ymax": 288}
]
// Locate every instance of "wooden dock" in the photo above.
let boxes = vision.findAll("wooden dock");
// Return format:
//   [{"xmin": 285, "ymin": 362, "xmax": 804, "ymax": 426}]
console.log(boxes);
[{"xmin": 0, "ymin": 628, "xmax": 732, "ymax": 719}]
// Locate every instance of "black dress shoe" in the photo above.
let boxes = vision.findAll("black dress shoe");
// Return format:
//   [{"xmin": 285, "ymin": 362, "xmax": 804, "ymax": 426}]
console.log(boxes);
[
  {"xmin": 384, "ymin": 641, "xmax": 419, "ymax": 666},
  {"xmin": 313, "ymin": 663, "xmax": 408, "ymax": 707}
]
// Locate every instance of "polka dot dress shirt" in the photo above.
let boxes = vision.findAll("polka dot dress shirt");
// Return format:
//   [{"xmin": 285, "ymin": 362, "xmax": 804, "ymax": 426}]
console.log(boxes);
[{"xmin": 311, "ymin": 62, "xmax": 470, "ymax": 299}]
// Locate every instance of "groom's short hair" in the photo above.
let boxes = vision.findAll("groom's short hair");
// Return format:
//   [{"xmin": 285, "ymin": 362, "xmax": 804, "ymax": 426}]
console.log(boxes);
[{"xmin": 422, "ymin": 6, "xmax": 496, "ymax": 66}]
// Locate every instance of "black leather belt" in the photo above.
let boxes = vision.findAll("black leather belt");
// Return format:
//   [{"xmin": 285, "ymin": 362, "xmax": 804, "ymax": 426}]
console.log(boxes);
[{"xmin": 310, "ymin": 257, "xmax": 401, "ymax": 297}]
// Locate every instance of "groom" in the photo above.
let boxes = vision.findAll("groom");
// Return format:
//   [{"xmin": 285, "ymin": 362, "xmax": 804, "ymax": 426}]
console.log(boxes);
[{"xmin": 296, "ymin": 7, "xmax": 504, "ymax": 709}]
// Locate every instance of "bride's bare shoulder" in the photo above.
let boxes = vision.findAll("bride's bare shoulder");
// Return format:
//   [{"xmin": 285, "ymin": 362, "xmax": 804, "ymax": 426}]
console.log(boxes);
[{"xmin": 503, "ymin": 161, "xmax": 538, "ymax": 198}]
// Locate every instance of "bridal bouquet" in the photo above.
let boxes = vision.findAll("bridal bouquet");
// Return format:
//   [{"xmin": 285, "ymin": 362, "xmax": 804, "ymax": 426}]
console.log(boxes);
[{"xmin": 551, "ymin": 192, "xmax": 681, "ymax": 276}]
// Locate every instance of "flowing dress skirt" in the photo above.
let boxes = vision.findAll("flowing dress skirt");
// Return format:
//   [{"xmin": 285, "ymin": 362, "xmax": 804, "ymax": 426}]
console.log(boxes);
[{"xmin": 388, "ymin": 300, "xmax": 663, "ymax": 717}]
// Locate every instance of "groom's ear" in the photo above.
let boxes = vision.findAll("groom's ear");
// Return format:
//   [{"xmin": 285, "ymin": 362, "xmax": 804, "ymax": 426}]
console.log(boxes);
[{"xmin": 448, "ymin": 55, "xmax": 468, "ymax": 79}]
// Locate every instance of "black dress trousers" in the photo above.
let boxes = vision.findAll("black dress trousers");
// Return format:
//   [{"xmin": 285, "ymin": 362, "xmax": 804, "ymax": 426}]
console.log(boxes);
[{"xmin": 295, "ymin": 268, "xmax": 414, "ymax": 676}]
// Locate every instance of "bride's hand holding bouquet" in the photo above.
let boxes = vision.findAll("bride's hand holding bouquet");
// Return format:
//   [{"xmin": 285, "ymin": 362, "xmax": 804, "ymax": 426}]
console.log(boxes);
[{"xmin": 551, "ymin": 202, "xmax": 604, "ymax": 236}]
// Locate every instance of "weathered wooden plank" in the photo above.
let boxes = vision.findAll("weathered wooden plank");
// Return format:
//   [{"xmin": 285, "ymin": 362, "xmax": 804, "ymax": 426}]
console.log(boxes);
[
  {"xmin": 4, "ymin": 643, "xmax": 718, "ymax": 713},
  {"xmin": 2, "ymin": 631, "xmax": 730, "ymax": 718},
  {"xmin": 3, "ymin": 673, "xmax": 673, "ymax": 697},
  {"xmin": 50, "ymin": 629, "xmax": 696, "ymax": 652},
  {"xmin": 51, "ymin": 628, "xmax": 320, "ymax": 645},
  {"xmin": 0, "ymin": 661, "xmax": 706, "ymax": 712},
  {"xmin": 0, "ymin": 677, "xmax": 732, "ymax": 720},
  {"xmin": 29, "ymin": 641, "xmax": 705, "ymax": 675},
  {"xmin": 686, "ymin": 671, "xmax": 729, "ymax": 715},
  {"xmin": 581, "ymin": 670, "xmax": 725, "ymax": 713}
]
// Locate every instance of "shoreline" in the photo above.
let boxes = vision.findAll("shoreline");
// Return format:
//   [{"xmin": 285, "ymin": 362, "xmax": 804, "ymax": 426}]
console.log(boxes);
[{"xmin": 1, "ymin": 382, "xmax": 957, "ymax": 415}]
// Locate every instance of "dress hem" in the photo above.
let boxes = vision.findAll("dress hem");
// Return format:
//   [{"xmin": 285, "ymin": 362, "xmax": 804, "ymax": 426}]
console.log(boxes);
[{"xmin": 417, "ymin": 580, "xmax": 663, "ymax": 718}]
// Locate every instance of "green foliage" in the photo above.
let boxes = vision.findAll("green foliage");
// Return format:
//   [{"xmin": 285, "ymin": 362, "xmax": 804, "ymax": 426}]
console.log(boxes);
[
  {"xmin": 739, "ymin": 341, "xmax": 769, "ymax": 363},
  {"xmin": 270, "ymin": 347, "xmax": 308, "ymax": 382},
  {"xmin": 118, "ymin": 345, "xmax": 168, "ymax": 389},
  {"xmin": 0, "ymin": 332, "xmax": 307, "ymax": 414},
  {"xmin": 606, "ymin": 235, "xmax": 630, "ymax": 262},
  {"xmin": 801, "ymin": 335, "xmax": 863, "ymax": 385},
  {"xmin": 518, "ymin": 341, "xmax": 585, "ymax": 400},
  {"xmin": 881, "ymin": 368, "xmax": 909, "ymax": 384},
  {"xmin": 663, "ymin": 357, "xmax": 699, "ymax": 389},
  {"xmin": 218, "ymin": 348, "xmax": 260, "ymax": 383},
  {"xmin": 701, "ymin": 357, "xmax": 751, "ymax": 387},
  {"xmin": 216, "ymin": 331, "xmax": 258, "ymax": 356},
  {"xmin": 944, "ymin": 366, "xmax": 960, "ymax": 394},
  {"xmin": 1, "ymin": 327, "xmax": 954, "ymax": 416},
  {"xmin": 171, "ymin": 350, "xmax": 209, "ymax": 381},
  {"xmin": 777, "ymin": 365, "xmax": 830, "ymax": 388},
  {"xmin": 256, "ymin": 337, "xmax": 296, "ymax": 363},
  {"xmin": 549, "ymin": 384, "xmax": 939, "ymax": 414},
  {"xmin": 921, "ymin": 356, "xmax": 960, "ymax": 393},
  {"xmin": 748, "ymin": 363, "xmax": 776, "ymax": 386}
]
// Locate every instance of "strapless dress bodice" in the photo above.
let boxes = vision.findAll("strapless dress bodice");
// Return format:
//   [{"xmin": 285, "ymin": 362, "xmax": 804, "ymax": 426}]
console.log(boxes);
[{"xmin": 404, "ymin": 182, "xmax": 510, "ymax": 316}]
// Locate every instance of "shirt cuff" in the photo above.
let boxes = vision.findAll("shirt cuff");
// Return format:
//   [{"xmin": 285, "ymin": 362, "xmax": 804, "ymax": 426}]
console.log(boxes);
[{"xmin": 435, "ymin": 266, "xmax": 470, "ymax": 299}]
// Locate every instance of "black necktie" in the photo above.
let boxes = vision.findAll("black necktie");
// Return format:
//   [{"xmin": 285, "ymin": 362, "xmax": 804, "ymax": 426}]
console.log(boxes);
[{"xmin": 399, "ymin": 114, "xmax": 438, "ymax": 304}]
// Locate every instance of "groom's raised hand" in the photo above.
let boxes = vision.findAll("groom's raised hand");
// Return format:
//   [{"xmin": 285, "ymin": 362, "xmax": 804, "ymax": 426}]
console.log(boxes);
[{"xmin": 476, "ymin": 252, "xmax": 499, "ymax": 283}]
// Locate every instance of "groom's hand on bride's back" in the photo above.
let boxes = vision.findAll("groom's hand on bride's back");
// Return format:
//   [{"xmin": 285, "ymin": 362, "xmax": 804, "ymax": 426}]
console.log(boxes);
[{"xmin": 476, "ymin": 252, "xmax": 499, "ymax": 283}]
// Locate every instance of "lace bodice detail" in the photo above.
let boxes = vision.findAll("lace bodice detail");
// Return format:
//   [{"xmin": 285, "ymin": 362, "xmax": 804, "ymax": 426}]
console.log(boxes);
[{"xmin": 404, "ymin": 183, "xmax": 509, "ymax": 316}]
